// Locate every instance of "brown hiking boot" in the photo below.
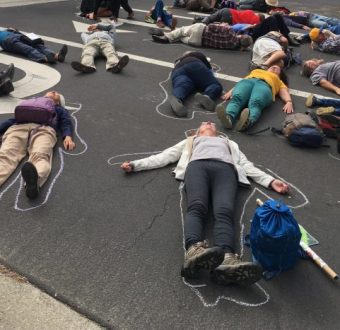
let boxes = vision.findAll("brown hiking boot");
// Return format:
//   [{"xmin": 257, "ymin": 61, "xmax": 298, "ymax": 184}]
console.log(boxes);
[
  {"xmin": 216, "ymin": 103, "xmax": 233, "ymax": 129},
  {"xmin": 211, "ymin": 253, "xmax": 263, "ymax": 286},
  {"xmin": 235, "ymin": 108, "xmax": 250, "ymax": 132},
  {"xmin": 181, "ymin": 241, "xmax": 224, "ymax": 279}
]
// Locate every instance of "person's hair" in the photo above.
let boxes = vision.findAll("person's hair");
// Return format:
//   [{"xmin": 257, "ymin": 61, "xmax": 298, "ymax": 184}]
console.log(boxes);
[
  {"xmin": 239, "ymin": 35, "xmax": 253, "ymax": 49},
  {"xmin": 279, "ymin": 70, "xmax": 289, "ymax": 86},
  {"xmin": 257, "ymin": 13, "xmax": 266, "ymax": 23},
  {"xmin": 301, "ymin": 61, "xmax": 314, "ymax": 77}
]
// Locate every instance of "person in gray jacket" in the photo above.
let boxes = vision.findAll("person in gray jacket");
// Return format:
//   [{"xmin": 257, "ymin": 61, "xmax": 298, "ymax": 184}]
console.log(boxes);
[
  {"xmin": 121, "ymin": 121, "xmax": 289, "ymax": 286},
  {"xmin": 71, "ymin": 23, "xmax": 129, "ymax": 74}
]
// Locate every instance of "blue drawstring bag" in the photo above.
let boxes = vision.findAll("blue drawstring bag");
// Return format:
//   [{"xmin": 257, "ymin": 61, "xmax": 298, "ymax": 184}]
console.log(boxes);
[{"xmin": 246, "ymin": 200, "xmax": 302, "ymax": 279}]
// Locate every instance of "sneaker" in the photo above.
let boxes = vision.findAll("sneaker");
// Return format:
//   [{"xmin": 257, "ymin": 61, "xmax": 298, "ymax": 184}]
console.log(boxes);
[
  {"xmin": 111, "ymin": 55, "xmax": 129, "ymax": 73},
  {"xmin": 152, "ymin": 35, "xmax": 169, "ymax": 44},
  {"xmin": 305, "ymin": 94, "xmax": 317, "ymax": 108},
  {"xmin": 0, "ymin": 78, "xmax": 14, "ymax": 95},
  {"xmin": 156, "ymin": 20, "xmax": 165, "ymax": 28},
  {"xmin": 57, "ymin": 45, "xmax": 68, "ymax": 63},
  {"xmin": 21, "ymin": 162, "xmax": 39, "ymax": 199},
  {"xmin": 0, "ymin": 63, "xmax": 15, "ymax": 81},
  {"xmin": 211, "ymin": 253, "xmax": 263, "ymax": 286},
  {"xmin": 194, "ymin": 93, "xmax": 215, "ymax": 111},
  {"xmin": 149, "ymin": 27, "xmax": 164, "ymax": 36},
  {"xmin": 316, "ymin": 106, "xmax": 335, "ymax": 116},
  {"xmin": 169, "ymin": 96, "xmax": 187, "ymax": 117},
  {"xmin": 127, "ymin": 11, "xmax": 134, "ymax": 19},
  {"xmin": 45, "ymin": 53, "xmax": 57, "ymax": 64},
  {"xmin": 181, "ymin": 241, "xmax": 224, "ymax": 279},
  {"xmin": 235, "ymin": 108, "xmax": 250, "ymax": 131},
  {"xmin": 193, "ymin": 15, "xmax": 204, "ymax": 24},
  {"xmin": 145, "ymin": 15, "xmax": 156, "ymax": 24},
  {"xmin": 71, "ymin": 61, "xmax": 96, "ymax": 73},
  {"xmin": 216, "ymin": 103, "xmax": 233, "ymax": 129}
]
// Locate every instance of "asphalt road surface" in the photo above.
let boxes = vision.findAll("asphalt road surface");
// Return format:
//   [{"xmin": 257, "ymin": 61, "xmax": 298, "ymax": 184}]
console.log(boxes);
[{"xmin": 0, "ymin": 0, "xmax": 339, "ymax": 329}]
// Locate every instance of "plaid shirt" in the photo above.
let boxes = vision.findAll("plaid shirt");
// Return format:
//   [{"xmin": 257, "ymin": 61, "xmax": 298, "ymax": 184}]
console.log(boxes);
[
  {"xmin": 318, "ymin": 35, "xmax": 340, "ymax": 55},
  {"xmin": 201, "ymin": 23, "xmax": 240, "ymax": 50}
]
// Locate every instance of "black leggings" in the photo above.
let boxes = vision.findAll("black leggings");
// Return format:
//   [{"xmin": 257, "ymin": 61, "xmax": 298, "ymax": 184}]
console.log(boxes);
[{"xmin": 251, "ymin": 14, "xmax": 291, "ymax": 41}]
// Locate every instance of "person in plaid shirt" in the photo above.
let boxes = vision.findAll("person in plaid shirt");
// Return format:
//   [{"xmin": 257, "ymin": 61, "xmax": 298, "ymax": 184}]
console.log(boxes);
[
  {"xmin": 309, "ymin": 28, "xmax": 340, "ymax": 55},
  {"xmin": 150, "ymin": 22, "xmax": 253, "ymax": 50}
]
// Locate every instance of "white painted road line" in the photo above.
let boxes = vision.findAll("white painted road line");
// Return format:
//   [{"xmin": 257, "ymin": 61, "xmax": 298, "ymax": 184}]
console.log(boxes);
[
  {"xmin": 37, "ymin": 33, "xmax": 325, "ymax": 99},
  {"xmin": 0, "ymin": 52, "xmax": 60, "ymax": 114}
]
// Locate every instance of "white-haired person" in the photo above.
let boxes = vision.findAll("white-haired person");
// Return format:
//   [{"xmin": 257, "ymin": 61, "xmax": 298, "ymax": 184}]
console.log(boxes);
[
  {"xmin": 0, "ymin": 91, "xmax": 75, "ymax": 199},
  {"xmin": 121, "ymin": 121, "xmax": 289, "ymax": 286}
]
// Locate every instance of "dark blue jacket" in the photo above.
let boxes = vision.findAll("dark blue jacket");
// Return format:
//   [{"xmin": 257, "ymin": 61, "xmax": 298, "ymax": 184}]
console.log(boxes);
[{"xmin": 0, "ymin": 105, "xmax": 73, "ymax": 138}]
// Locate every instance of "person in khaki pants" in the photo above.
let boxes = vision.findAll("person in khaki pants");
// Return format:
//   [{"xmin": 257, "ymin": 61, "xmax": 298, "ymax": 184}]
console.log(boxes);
[
  {"xmin": 0, "ymin": 91, "xmax": 75, "ymax": 199},
  {"xmin": 71, "ymin": 23, "xmax": 129, "ymax": 74}
]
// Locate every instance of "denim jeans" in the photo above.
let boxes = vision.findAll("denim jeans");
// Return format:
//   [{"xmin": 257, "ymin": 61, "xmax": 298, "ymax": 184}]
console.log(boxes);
[
  {"xmin": 184, "ymin": 160, "xmax": 237, "ymax": 252},
  {"xmin": 151, "ymin": 0, "xmax": 173, "ymax": 28},
  {"xmin": 171, "ymin": 61, "xmax": 222, "ymax": 101},
  {"xmin": 226, "ymin": 78, "xmax": 273, "ymax": 125},
  {"xmin": 309, "ymin": 14, "xmax": 340, "ymax": 28},
  {"xmin": 316, "ymin": 97, "xmax": 340, "ymax": 115},
  {"xmin": 1, "ymin": 34, "xmax": 54, "ymax": 62}
]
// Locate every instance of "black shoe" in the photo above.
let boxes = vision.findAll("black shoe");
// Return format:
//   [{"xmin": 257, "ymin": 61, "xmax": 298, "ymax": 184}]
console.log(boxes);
[
  {"xmin": 149, "ymin": 27, "xmax": 164, "ymax": 36},
  {"xmin": 152, "ymin": 35, "xmax": 169, "ymax": 44},
  {"xmin": 287, "ymin": 35, "xmax": 300, "ymax": 47},
  {"xmin": 45, "ymin": 53, "xmax": 57, "ymax": 64},
  {"xmin": 295, "ymin": 34, "xmax": 310, "ymax": 44},
  {"xmin": 0, "ymin": 63, "xmax": 15, "ymax": 82},
  {"xmin": 111, "ymin": 55, "xmax": 129, "ymax": 73},
  {"xmin": 71, "ymin": 61, "xmax": 96, "ymax": 73},
  {"xmin": 57, "ymin": 45, "xmax": 68, "ymax": 62},
  {"xmin": 193, "ymin": 15, "xmax": 204, "ymax": 23},
  {"xmin": 21, "ymin": 162, "xmax": 39, "ymax": 199},
  {"xmin": 0, "ymin": 78, "xmax": 14, "ymax": 95}
]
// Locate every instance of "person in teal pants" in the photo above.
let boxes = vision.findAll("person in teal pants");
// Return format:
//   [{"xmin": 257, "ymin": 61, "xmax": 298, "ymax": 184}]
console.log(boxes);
[{"xmin": 216, "ymin": 65, "xmax": 294, "ymax": 131}]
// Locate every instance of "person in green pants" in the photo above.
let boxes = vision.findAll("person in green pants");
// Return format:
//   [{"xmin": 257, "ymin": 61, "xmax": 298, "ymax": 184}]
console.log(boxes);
[{"xmin": 216, "ymin": 65, "xmax": 294, "ymax": 131}]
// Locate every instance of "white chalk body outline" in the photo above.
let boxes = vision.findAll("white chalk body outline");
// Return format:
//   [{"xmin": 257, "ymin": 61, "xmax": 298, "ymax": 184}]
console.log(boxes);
[
  {"xmin": 107, "ymin": 144, "xmax": 309, "ymax": 308},
  {"xmin": 0, "ymin": 103, "xmax": 88, "ymax": 211}
]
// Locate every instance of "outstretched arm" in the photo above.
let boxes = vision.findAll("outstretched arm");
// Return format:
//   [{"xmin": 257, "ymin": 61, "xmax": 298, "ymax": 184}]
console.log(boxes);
[
  {"xmin": 319, "ymin": 79, "xmax": 340, "ymax": 95},
  {"xmin": 278, "ymin": 88, "xmax": 294, "ymax": 113},
  {"xmin": 120, "ymin": 139, "xmax": 187, "ymax": 173}
]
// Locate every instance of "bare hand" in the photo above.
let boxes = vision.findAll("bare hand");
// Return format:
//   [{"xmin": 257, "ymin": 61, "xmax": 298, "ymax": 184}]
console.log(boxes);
[
  {"xmin": 121, "ymin": 161, "xmax": 133, "ymax": 173},
  {"xmin": 222, "ymin": 90, "xmax": 232, "ymax": 101},
  {"xmin": 283, "ymin": 102, "xmax": 294, "ymax": 113},
  {"xmin": 336, "ymin": 87, "xmax": 340, "ymax": 96},
  {"xmin": 302, "ymin": 25, "xmax": 311, "ymax": 31},
  {"xmin": 270, "ymin": 179, "xmax": 289, "ymax": 194},
  {"xmin": 63, "ymin": 136, "xmax": 76, "ymax": 151},
  {"xmin": 88, "ymin": 24, "xmax": 98, "ymax": 31}
]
